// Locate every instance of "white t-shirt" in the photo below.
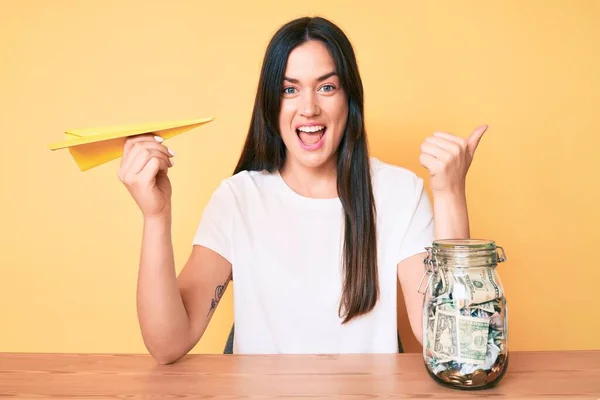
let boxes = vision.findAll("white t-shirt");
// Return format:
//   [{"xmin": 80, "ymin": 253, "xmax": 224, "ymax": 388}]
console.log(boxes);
[{"xmin": 192, "ymin": 157, "xmax": 434, "ymax": 354}]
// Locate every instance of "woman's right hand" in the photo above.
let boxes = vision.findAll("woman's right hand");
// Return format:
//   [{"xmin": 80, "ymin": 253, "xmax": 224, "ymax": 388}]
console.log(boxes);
[{"xmin": 118, "ymin": 134, "xmax": 175, "ymax": 219}]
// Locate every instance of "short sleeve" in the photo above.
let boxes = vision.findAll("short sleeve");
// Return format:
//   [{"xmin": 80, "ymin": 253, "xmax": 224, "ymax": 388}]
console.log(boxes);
[
  {"xmin": 192, "ymin": 181, "xmax": 234, "ymax": 263},
  {"xmin": 396, "ymin": 177, "xmax": 434, "ymax": 263}
]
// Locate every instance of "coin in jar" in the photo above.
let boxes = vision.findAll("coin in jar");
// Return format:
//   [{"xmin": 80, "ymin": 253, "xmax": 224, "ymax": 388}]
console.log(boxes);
[
  {"xmin": 448, "ymin": 372, "xmax": 465, "ymax": 384},
  {"xmin": 471, "ymin": 369, "xmax": 487, "ymax": 386},
  {"xmin": 438, "ymin": 370, "xmax": 452, "ymax": 382},
  {"xmin": 487, "ymin": 369, "xmax": 500, "ymax": 382}
]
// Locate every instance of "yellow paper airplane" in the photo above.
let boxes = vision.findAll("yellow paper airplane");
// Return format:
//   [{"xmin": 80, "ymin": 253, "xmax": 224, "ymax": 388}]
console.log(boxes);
[{"xmin": 48, "ymin": 117, "xmax": 215, "ymax": 171}]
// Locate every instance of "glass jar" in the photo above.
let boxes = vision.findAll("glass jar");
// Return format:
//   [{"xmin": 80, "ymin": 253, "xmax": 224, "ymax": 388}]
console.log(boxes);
[{"xmin": 418, "ymin": 239, "xmax": 508, "ymax": 390}]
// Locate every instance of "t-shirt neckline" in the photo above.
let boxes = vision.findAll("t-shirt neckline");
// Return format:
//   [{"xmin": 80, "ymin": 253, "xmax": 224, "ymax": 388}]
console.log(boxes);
[{"xmin": 274, "ymin": 169, "xmax": 342, "ymax": 208}]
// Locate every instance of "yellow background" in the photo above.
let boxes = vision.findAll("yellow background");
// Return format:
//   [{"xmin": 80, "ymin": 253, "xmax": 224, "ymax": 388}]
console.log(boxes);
[{"xmin": 1, "ymin": 0, "xmax": 598, "ymax": 354}]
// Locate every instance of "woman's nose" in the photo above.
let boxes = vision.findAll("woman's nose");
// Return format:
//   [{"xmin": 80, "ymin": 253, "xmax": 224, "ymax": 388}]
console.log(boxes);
[{"xmin": 300, "ymin": 94, "xmax": 321, "ymax": 117}]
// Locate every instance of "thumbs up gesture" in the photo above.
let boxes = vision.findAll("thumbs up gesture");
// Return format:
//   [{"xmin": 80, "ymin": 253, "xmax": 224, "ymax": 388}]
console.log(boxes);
[{"xmin": 419, "ymin": 125, "xmax": 488, "ymax": 196}]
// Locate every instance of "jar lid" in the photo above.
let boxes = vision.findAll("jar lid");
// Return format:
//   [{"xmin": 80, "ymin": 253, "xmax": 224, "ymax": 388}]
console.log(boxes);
[
  {"xmin": 432, "ymin": 239, "xmax": 496, "ymax": 250},
  {"xmin": 427, "ymin": 239, "xmax": 507, "ymax": 265}
]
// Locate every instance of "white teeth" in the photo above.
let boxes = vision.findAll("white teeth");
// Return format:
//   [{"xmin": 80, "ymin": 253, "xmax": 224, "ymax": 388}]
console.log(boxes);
[{"xmin": 297, "ymin": 125, "xmax": 325, "ymax": 133}]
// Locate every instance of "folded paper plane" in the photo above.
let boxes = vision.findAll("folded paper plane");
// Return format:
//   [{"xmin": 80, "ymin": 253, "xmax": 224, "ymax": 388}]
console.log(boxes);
[{"xmin": 48, "ymin": 117, "xmax": 215, "ymax": 171}]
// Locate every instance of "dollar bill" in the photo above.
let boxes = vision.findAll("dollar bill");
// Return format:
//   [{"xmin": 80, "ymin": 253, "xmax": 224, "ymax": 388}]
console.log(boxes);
[
  {"xmin": 441, "ymin": 268, "xmax": 453, "ymax": 296},
  {"xmin": 459, "ymin": 342, "xmax": 500, "ymax": 374},
  {"xmin": 433, "ymin": 311, "xmax": 459, "ymax": 362},
  {"xmin": 453, "ymin": 268, "xmax": 502, "ymax": 304},
  {"xmin": 432, "ymin": 310, "xmax": 490, "ymax": 365},
  {"xmin": 426, "ymin": 317, "xmax": 436, "ymax": 354},
  {"xmin": 458, "ymin": 314, "xmax": 490, "ymax": 364},
  {"xmin": 489, "ymin": 311, "xmax": 504, "ymax": 331},
  {"xmin": 472, "ymin": 301, "xmax": 495, "ymax": 314},
  {"xmin": 431, "ymin": 270, "xmax": 447, "ymax": 298},
  {"xmin": 437, "ymin": 300, "xmax": 456, "ymax": 312}
]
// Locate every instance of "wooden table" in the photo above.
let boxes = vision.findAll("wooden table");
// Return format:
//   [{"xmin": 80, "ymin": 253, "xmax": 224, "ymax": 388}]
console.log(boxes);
[{"xmin": 1, "ymin": 350, "xmax": 598, "ymax": 399}]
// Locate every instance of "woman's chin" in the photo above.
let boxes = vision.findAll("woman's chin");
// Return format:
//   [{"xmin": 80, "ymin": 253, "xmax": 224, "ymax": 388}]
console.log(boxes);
[{"xmin": 293, "ymin": 150, "xmax": 336, "ymax": 170}]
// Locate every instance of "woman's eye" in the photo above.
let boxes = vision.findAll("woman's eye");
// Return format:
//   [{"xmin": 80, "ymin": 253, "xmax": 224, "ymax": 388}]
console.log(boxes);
[
  {"xmin": 283, "ymin": 87, "xmax": 297, "ymax": 95},
  {"xmin": 320, "ymin": 84, "xmax": 336, "ymax": 92}
]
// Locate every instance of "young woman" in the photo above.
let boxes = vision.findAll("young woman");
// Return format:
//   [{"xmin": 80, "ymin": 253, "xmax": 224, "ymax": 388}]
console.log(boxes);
[{"xmin": 118, "ymin": 16, "xmax": 487, "ymax": 364}]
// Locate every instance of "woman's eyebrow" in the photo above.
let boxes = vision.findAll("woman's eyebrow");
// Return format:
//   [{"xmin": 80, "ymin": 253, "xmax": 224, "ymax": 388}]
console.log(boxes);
[{"xmin": 283, "ymin": 72, "xmax": 338, "ymax": 84}]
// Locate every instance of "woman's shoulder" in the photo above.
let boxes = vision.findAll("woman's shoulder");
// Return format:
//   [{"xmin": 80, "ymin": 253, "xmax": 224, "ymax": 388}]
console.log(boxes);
[
  {"xmin": 211, "ymin": 169, "xmax": 278, "ymax": 198},
  {"xmin": 368, "ymin": 157, "xmax": 430, "ymax": 218},
  {"xmin": 369, "ymin": 157, "xmax": 424, "ymax": 188}
]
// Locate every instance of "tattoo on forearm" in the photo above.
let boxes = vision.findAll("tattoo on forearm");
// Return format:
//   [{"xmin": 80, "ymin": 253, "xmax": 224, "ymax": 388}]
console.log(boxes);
[{"xmin": 208, "ymin": 275, "xmax": 231, "ymax": 316}]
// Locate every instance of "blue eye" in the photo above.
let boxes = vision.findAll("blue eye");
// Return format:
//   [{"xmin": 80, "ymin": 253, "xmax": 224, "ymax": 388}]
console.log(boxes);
[
  {"xmin": 320, "ymin": 84, "xmax": 336, "ymax": 92},
  {"xmin": 283, "ymin": 86, "xmax": 297, "ymax": 94}
]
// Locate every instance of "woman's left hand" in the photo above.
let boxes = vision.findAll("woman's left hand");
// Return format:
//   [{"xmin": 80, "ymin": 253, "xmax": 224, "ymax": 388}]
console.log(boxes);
[{"xmin": 419, "ymin": 125, "xmax": 489, "ymax": 196}]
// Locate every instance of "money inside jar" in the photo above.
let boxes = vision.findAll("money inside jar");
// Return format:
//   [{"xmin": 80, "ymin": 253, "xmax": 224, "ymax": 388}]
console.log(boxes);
[{"xmin": 420, "ymin": 240, "xmax": 508, "ymax": 389}]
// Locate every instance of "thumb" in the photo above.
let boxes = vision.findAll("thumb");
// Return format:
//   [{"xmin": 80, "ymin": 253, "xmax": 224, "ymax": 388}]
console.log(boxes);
[{"xmin": 467, "ymin": 124, "xmax": 489, "ymax": 157}]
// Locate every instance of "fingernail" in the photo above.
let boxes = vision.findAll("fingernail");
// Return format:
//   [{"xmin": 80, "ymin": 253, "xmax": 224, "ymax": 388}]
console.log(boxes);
[
  {"xmin": 154, "ymin": 135, "xmax": 164, "ymax": 143},
  {"xmin": 168, "ymin": 148, "xmax": 175, "ymax": 156},
  {"xmin": 169, "ymin": 158, "xmax": 175, "ymax": 166}
]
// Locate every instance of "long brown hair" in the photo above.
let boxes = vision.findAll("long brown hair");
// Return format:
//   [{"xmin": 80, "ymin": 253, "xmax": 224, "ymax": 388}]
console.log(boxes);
[{"xmin": 233, "ymin": 16, "xmax": 378, "ymax": 324}]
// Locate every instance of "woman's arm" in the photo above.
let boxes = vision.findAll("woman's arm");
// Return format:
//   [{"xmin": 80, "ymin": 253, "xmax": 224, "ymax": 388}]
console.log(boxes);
[
  {"xmin": 397, "ymin": 191, "xmax": 471, "ymax": 345},
  {"xmin": 397, "ymin": 124, "xmax": 488, "ymax": 344},
  {"xmin": 432, "ymin": 191, "xmax": 470, "ymax": 239}
]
